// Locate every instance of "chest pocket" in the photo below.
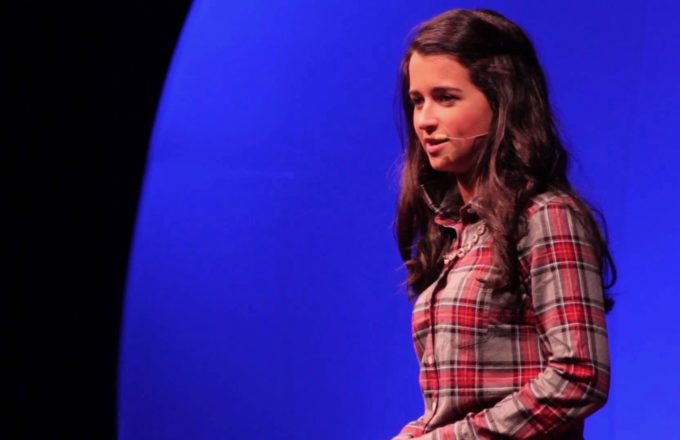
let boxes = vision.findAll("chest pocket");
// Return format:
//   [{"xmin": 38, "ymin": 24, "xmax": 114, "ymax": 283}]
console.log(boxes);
[{"xmin": 431, "ymin": 258, "xmax": 493, "ymax": 350}]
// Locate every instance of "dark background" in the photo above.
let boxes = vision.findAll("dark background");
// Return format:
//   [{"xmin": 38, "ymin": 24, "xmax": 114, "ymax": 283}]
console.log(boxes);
[{"xmin": 7, "ymin": 2, "xmax": 192, "ymax": 438}]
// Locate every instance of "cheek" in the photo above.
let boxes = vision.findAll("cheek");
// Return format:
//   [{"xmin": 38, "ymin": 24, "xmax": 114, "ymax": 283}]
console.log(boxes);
[
  {"xmin": 441, "ymin": 112, "xmax": 472, "ymax": 134},
  {"xmin": 478, "ymin": 104, "xmax": 493, "ymax": 128},
  {"xmin": 471, "ymin": 99, "xmax": 493, "ymax": 128},
  {"xmin": 451, "ymin": 105, "xmax": 492, "ymax": 132}
]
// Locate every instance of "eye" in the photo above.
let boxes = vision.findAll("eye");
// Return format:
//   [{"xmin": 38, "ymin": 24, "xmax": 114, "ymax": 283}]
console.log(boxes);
[
  {"xmin": 439, "ymin": 94, "xmax": 458, "ymax": 103},
  {"xmin": 409, "ymin": 95, "xmax": 424, "ymax": 107}
]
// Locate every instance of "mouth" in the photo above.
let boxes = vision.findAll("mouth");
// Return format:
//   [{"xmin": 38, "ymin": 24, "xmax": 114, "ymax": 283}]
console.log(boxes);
[{"xmin": 424, "ymin": 138, "xmax": 448, "ymax": 154}]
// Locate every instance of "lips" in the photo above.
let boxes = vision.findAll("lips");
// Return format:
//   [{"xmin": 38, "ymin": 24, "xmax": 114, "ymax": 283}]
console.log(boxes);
[{"xmin": 424, "ymin": 138, "xmax": 448, "ymax": 154}]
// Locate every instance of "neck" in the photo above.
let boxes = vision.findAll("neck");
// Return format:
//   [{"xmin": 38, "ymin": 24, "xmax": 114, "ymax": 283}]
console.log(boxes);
[{"xmin": 456, "ymin": 173, "xmax": 477, "ymax": 204}]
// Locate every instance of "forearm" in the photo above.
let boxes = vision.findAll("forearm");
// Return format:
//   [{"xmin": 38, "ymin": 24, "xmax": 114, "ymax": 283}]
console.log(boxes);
[
  {"xmin": 417, "ymin": 357, "xmax": 609, "ymax": 439},
  {"xmin": 392, "ymin": 416, "xmax": 427, "ymax": 439}
]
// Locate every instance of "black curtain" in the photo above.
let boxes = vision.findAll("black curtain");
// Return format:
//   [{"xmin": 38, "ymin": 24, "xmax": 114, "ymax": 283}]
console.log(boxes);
[{"xmin": 7, "ymin": 2, "xmax": 193, "ymax": 438}]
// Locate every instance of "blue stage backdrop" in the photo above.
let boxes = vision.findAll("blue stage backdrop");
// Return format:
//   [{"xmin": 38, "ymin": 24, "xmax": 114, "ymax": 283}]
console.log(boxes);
[{"xmin": 119, "ymin": 1, "xmax": 680, "ymax": 438}]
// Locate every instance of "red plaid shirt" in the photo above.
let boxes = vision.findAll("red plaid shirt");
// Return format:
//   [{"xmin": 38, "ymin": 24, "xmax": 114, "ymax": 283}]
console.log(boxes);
[{"xmin": 393, "ymin": 192, "xmax": 610, "ymax": 439}]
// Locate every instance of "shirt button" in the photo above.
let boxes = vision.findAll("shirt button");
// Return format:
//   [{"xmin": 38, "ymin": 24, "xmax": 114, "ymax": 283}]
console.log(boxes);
[{"xmin": 427, "ymin": 355, "xmax": 434, "ymax": 364}]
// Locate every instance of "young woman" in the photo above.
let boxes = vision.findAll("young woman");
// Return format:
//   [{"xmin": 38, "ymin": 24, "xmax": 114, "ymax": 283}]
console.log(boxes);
[{"xmin": 392, "ymin": 9, "xmax": 615, "ymax": 440}]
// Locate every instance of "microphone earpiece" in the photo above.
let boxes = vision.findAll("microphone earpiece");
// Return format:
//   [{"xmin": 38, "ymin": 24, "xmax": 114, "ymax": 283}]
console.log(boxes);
[{"xmin": 432, "ymin": 132, "xmax": 488, "ymax": 142}]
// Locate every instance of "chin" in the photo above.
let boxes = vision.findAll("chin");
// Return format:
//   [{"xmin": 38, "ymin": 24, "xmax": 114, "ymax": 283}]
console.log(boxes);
[{"xmin": 428, "ymin": 157, "xmax": 457, "ymax": 174}]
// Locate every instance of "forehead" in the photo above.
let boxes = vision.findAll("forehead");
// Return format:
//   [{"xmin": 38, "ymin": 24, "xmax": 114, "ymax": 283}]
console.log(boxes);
[{"xmin": 408, "ymin": 52, "xmax": 472, "ymax": 91}]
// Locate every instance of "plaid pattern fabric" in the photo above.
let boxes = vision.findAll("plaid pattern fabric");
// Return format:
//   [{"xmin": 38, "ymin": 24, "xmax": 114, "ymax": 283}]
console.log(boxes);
[{"xmin": 393, "ymin": 192, "xmax": 610, "ymax": 440}]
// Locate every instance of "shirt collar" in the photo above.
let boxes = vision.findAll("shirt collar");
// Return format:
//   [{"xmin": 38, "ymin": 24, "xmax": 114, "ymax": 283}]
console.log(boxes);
[{"xmin": 433, "ymin": 198, "xmax": 481, "ymax": 227}]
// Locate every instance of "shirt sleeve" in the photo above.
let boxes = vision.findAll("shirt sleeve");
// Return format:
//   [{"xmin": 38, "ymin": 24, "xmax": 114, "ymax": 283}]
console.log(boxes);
[
  {"xmin": 392, "ymin": 417, "xmax": 426, "ymax": 439},
  {"xmin": 417, "ymin": 199, "xmax": 611, "ymax": 439}
]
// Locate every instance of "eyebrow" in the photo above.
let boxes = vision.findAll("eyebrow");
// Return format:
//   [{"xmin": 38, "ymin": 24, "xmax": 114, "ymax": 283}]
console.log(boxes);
[{"xmin": 408, "ymin": 86, "xmax": 463, "ymax": 96}]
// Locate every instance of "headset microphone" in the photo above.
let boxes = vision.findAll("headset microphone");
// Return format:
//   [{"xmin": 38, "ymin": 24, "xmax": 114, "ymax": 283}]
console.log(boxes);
[{"xmin": 432, "ymin": 132, "xmax": 488, "ymax": 142}]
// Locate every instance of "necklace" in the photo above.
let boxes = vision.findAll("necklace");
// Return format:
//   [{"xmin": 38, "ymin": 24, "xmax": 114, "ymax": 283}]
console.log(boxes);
[{"xmin": 442, "ymin": 223, "xmax": 487, "ymax": 265}]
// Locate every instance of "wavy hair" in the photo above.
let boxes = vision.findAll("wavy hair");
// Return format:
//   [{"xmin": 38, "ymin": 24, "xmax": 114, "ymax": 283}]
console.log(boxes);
[{"xmin": 396, "ymin": 9, "xmax": 615, "ymax": 312}]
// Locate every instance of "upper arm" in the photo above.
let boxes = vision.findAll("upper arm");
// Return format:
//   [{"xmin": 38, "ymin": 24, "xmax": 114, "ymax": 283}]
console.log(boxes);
[{"xmin": 520, "ymin": 198, "xmax": 610, "ymax": 400}]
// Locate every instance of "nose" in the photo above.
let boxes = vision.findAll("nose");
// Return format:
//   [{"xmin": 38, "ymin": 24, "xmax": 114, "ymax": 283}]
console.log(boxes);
[{"xmin": 414, "ymin": 103, "xmax": 438, "ymax": 133}]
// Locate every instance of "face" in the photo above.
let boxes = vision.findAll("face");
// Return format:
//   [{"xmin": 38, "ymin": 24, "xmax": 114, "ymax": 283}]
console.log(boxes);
[{"xmin": 408, "ymin": 52, "xmax": 493, "ymax": 175}]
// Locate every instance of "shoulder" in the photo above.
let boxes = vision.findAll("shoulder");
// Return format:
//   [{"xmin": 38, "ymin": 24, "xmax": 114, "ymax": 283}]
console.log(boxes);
[
  {"xmin": 524, "ymin": 190, "xmax": 582, "ymax": 218},
  {"xmin": 519, "ymin": 190, "xmax": 596, "ymax": 251}
]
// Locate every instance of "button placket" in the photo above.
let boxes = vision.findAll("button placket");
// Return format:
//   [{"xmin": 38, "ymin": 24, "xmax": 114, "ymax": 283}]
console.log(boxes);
[
  {"xmin": 427, "ymin": 281, "xmax": 441, "ymax": 422},
  {"xmin": 442, "ymin": 223, "xmax": 487, "ymax": 265},
  {"xmin": 423, "ymin": 221, "xmax": 488, "ymax": 428}
]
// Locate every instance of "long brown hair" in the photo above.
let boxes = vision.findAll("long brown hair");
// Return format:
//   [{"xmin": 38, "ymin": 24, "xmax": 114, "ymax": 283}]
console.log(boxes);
[{"xmin": 396, "ymin": 9, "xmax": 615, "ymax": 312}]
